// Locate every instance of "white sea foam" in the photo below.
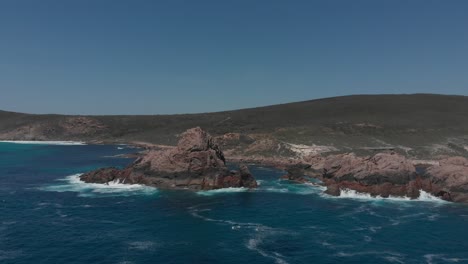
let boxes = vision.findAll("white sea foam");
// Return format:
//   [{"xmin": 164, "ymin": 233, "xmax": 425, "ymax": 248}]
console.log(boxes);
[
  {"xmin": 384, "ymin": 256, "xmax": 406, "ymax": 264},
  {"xmin": 188, "ymin": 205, "xmax": 263, "ymax": 228},
  {"xmin": 246, "ymin": 237, "xmax": 289, "ymax": 264},
  {"xmin": 338, "ymin": 189, "xmax": 409, "ymax": 201},
  {"xmin": 418, "ymin": 190, "xmax": 445, "ymax": 202},
  {"xmin": 260, "ymin": 181, "xmax": 326, "ymax": 195},
  {"xmin": 39, "ymin": 174, "xmax": 158, "ymax": 197},
  {"xmin": 196, "ymin": 180, "xmax": 326, "ymax": 196},
  {"xmin": 264, "ymin": 187, "xmax": 289, "ymax": 193},
  {"xmin": 324, "ymin": 188, "xmax": 447, "ymax": 203},
  {"xmin": 128, "ymin": 241, "xmax": 158, "ymax": 251},
  {"xmin": 336, "ymin": 250, "xmax": 404, "ymax": 259},
  {"xmin": 424, "ymin": 254, "xmax": 468, "ymax": 264},
  {"xmin": 0, "ymin": 140, "xmax": 85, "ymax": 145},
  {"xmin": 196, "ymin": 187, "xmax": 248, "ymax": 196}
]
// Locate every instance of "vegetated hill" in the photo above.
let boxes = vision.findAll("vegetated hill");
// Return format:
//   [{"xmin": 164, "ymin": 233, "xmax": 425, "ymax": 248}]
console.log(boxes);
[{"xmin": 1, "ymin": 94, "xmax": 468, "ymax": 158}]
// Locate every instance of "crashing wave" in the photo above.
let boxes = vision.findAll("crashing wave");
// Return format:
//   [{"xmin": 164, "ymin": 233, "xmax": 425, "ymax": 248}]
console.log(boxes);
[
  {"xmin": 39, "ymin": 174, "xmax": 158, "ymax": 197},
  {"xmin": 418, "ymin": 190, "xmax": 446, "ymax": 202},
  {"xmin": 324, "ymin": 188, "xmax": 446, "ymax": 203}
]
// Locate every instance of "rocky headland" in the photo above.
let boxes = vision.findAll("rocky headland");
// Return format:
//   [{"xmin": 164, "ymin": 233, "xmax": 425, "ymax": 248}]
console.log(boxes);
[
  {"xmin": 78, "ymin": 126, "xmax": 468, "ymax": 203},
  {"xmin": 277, "ymin": 152, "xmax": 468, "ymax": 203},
  {"xmin": 80, "ymin": 127, "xmax": 257, "ymax": 190}
]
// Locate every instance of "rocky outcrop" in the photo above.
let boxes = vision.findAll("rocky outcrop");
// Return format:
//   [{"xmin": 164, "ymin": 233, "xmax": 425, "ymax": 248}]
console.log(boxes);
[
  {"xmin": 323, "ymin": 152, "xmax": 417, "ymax": 185},
  {"xmin": 313, "ymin": 152, "xmax": 435, "ymax": 199},
  {"xmin": 320, "ymin": 152, "xmax": 426, "ymax": 198},
  {"xmin": 80, "ymin": 127, "xmax": 257, "ymax": 190},
  {"xmin": 309, "ymin": 152, "xmax": 468, "ymax": 203},
  {"xmin": 75, "ymin": 126, "xmax": 467, "ymax": 202},
  {"xmin": 281, "ymin": 164, "xmax": 313, "ymax": 183},
  {"xmin": 425, "ymin": 157, "xmax": 468, "ymax": 203}
]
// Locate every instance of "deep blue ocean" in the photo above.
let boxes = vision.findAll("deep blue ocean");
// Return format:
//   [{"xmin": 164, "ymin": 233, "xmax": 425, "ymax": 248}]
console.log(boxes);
[{"xmin": 1, "ymin": 142, "xmax": 468, "ymax": 264}]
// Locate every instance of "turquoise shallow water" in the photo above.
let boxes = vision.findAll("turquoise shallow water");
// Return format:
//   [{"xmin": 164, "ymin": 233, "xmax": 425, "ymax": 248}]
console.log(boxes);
[{"xmin": 1, "ymin": 143, "xmax": 468, "ymax": 264}]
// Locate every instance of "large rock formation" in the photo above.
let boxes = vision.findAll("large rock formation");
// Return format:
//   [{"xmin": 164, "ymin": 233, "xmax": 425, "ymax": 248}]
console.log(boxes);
[
  {"xmin": 302, "ymin": 152, "xmax": 468, "ymax": 203},
  {"xmin": 323, "ymin": 152, "xmax": 416, "ymax": 184},
  {"xmin": 80, "ymin": 127, "xmax": 257, "ymax": 190},
  {"xmin": 321, "ymin": 152, "xmax": 425, "ymax": 198},
  {"xmin": 424, "ymin": 157, "xmax": 468, "ymax": 203}
]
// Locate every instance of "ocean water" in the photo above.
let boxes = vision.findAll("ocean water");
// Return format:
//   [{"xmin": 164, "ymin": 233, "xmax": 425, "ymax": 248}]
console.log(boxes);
[{"xmin": 1, "ymin": 143, "xmax": 468, "ymax": 264}]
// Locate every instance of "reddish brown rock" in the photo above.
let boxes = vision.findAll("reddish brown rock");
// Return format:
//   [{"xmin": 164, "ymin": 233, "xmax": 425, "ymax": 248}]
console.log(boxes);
[
  {"xmin": 323, "ymin": 152, "xmax": 416, "ymax": 185},
  {"xmin": 321, "ymin": 152, "xmax": 433, "ymax": 199},
  {"xmin": 281, "ymin": 164, "xmax": 313, "ymax": 183},
  {"xmin": 80, "ymin": 127, "xmax": 257, "ymax": 190},
  {"xmin": 425, "ymin": 157, "xmax": 468, "ymax": 203},
  {"xmin": 319, "ymin": 152, "xmax": 468, "ymax": 203}
]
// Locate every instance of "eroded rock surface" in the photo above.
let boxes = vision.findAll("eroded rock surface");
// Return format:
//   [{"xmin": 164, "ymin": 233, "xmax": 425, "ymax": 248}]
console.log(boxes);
[
  {"xmin": 299, "ymin": 152, "xmax": 468, "ymax": 203},
  {"xmin": 80, "ymin": 127, "xmax": 257, "ymax": 190},
  {"xmin": 323, "ymin": 152, "xmax": 417, "ymax": 185},
  {"xmin": 320, "ymin": 152, "xmax": 424, "ymax": 198},
  {"xmin": 425, "ymin": 157, "xmax": 468, "ymax": 202}
]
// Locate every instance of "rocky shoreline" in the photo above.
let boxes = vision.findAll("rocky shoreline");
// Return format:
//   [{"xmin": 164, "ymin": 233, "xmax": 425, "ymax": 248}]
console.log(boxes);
[
  {"xmin": 77, "ymin": 127, "xmax": 468, "ymax": 203},
  {"xmin": 231, "ymin": 152, "xmax": 468, "ymax": 203}
]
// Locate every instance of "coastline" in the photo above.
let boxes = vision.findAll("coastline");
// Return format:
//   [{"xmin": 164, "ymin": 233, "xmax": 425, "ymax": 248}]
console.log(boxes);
[{"xmin": 2, "ymin": 136, "xmax": 467, "ymax": 204}]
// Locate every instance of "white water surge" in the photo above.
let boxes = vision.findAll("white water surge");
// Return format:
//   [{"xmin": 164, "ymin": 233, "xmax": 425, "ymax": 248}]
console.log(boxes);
[
  {"xmin": 327, "ymin": 188, "xmax": 447, "ymax": 203},
  {"xmin": 39, "ymin": 174, "xmax": 158, "ymax": 197}
]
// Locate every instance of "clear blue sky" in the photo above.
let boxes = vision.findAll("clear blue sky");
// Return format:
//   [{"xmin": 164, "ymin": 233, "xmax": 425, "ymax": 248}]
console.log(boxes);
[{"xmin": 1, "ymin": 0, "xmax": 467, "ymax": 114}]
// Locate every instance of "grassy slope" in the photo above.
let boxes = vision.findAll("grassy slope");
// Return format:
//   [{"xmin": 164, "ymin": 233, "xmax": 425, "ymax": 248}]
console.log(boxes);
[{"xmin": 1, "ymin": 94, "xmax": 467, "ymax": 157}]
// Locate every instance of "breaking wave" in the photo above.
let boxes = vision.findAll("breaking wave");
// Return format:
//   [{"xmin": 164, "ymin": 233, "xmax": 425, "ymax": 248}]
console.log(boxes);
[
  {"xmin": 323, "ymin": 188, "xmax": 446, "ymax": 203},
  {"xmin": 39, "ymin": 174, "xmax": 158, "ymax": 197}
]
